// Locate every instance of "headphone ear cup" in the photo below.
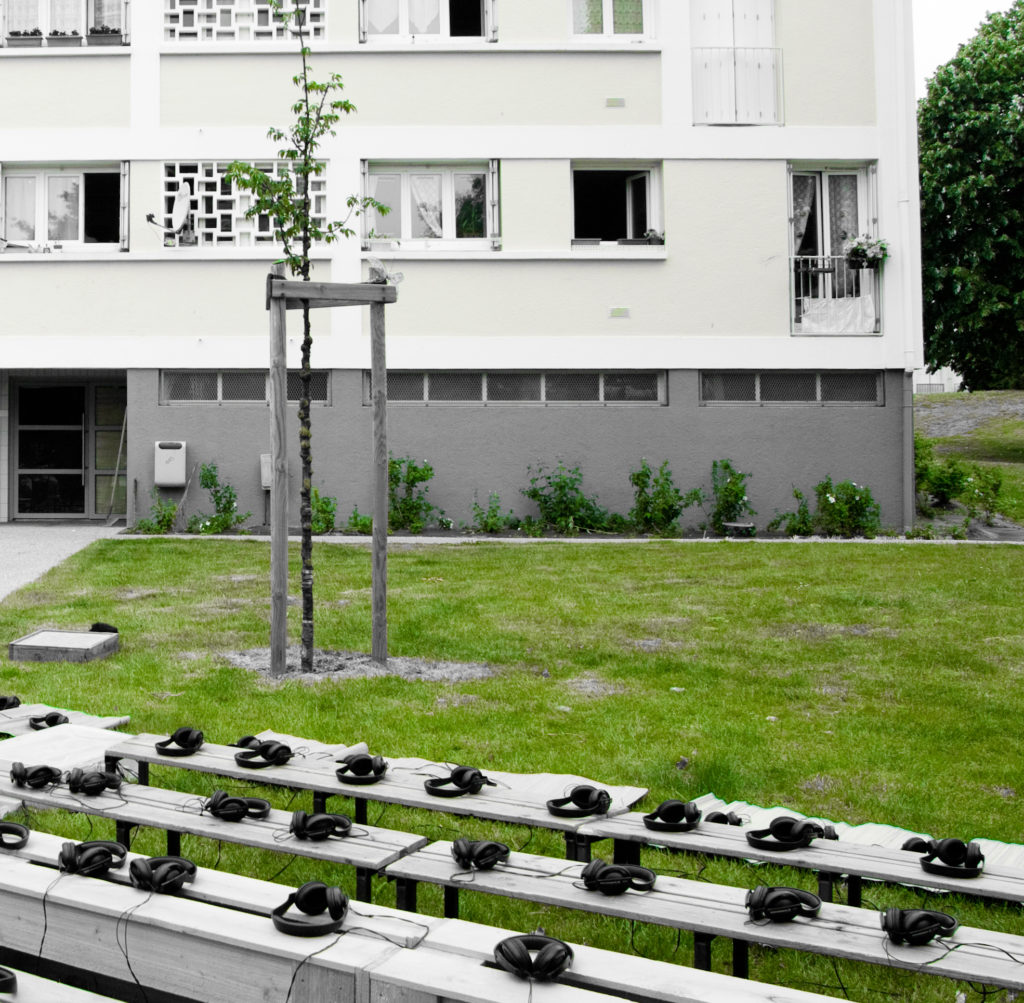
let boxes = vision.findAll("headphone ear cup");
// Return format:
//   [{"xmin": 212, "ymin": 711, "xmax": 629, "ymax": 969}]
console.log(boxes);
[
  {"xmin": 746, "ymin": 885, "xmax": 769, "ymax": 919},
  {"xmin": 901, "ymin": 836, "xmax": 930, "ymax": 854},
  {"xmin": 452, "ymin": 838, "xmax": 473, "ymax": 869},
  {"xmin": 59, "ymin": 842, "xmax": 78, "ymax": 873},
  {"xmin": 965, "ymin": 841, "xmax": 983, "ymax": 870},
  {"xmin": 934, "ymin": 838, "xmax": 967, "ymax": 866},
  {"xmin": 295, "ymin": 880, "xmax": 328, "ymax": 915},
  {"xmin": 532, "ymin": 941, "xmax": 571, "ymax": 980},
  {"xmin": 290, "ymin": 810, "xmax": 310, "ymax": 838},
  {"xmin": 325, "ymin": 886, "xmax": 349, "ymax": 920},
  {"xmin": 129, "ymin": 858, "xmax": 152, "ymax": 888},
  {"xmin": 494, "ymin": 936, "xmax": 532, "ymax": 977},
  {"xmin": 9, "ymin": 762, "xmax": 26, "ymax": 787}
]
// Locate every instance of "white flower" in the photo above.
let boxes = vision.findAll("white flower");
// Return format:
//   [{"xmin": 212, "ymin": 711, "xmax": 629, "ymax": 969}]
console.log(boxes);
[{"xmin": 827, "ymin": 494, "xmax": 836, "ymax": 504}]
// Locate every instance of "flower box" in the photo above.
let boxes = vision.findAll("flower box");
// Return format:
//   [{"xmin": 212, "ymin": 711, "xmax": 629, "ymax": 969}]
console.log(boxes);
[
  {"xmin": 47, "ymin": 34, "xmax": 82, "ymax": 47},
  {"xmin": 87, "ymin": 31, "xmax": 123, "ymax": 46},
  {"xmin": 6, "ymin": 34, "xmax": 43, "ymax": 47}
]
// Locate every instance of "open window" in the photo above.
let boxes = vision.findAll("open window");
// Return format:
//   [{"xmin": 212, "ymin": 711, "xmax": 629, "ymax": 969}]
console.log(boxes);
[
  {"xmin": 571, "ymin": 0, "xmax": 648, "ymax": 38},
  {"xmin": 3, "ymin": 0, "xmax": 128, "ymax": 45},
  {"xmin": 364, "ymin": 161, "xmax": 499, "ymax": 249},
  {"xmin": 572, "ymin": 164, "xmax": 661, "ymax": 243},
  {"xmin": 1, "ymin": 163, "xmax": 128, "ymax": 250},
  {"xmin": 360, "ymin": 0, "xmax": 497, "ymax": 41}
]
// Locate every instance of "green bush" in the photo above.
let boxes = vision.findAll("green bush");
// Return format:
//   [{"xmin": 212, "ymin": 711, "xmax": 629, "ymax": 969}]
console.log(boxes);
[
  {"xmin": 914, "ymin": 431, "xmax": 935, "ymax": 496},
  {"xmin": 767, "ymin": 487, "xmax": 814, "ymax": 537},
  {"xmin": 310, "ymin": 488, "xmax": 337, "ymax": 535},
  {"xmin": 963, "ymin": 464, "xmax": 1003, "ymax": 524},
  {"xmin": 345, "ymin": 506, "xmax": 373, "ymax": 535},
  {"xmin": 186, "ymin": 464, "xmax": 250, "ymax": 534},
  {"xmin": 709, "ymin": 459, "xmax": 755, "ymax": 535},
  {"xmin": 926, "ymin": 456, "xmax": 970, "ymax": 506},
  {"xmin": 471, "ymin": 492, "xmax": 518, "ymax": 534},
  {"xmin": 521, "ymin": 462, "xmax": 610, "ymax": 535},
  {"xmin": 388, "ymin": 454, "xmax": 438, "ymax": 534},
  {"xmin": 628, "ymin": 458, "xmax": 702, "ymax": 535},
  {"xmin": 814, "ymin": 476, "xmax": 881, "ymax": 538},
  {"xmin": 135, "ymin": 487, "xmax": 178, "ymax": 534}
]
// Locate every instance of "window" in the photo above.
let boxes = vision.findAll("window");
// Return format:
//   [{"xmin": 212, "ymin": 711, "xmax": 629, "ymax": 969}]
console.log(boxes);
[
  {"xmin": 1, "ymin": 163, "xmax": 127, "ymax": 250},
  {"xmin": 691, "ymin": 0, "xmax": 781, "ymax": 124},
  {"xmin": 163, "ymin": 0, "xmax": 325, "ymax": 42},
  {"xmin": 161, "ymin": 161, "xmax": 326, "ymax": 248},
  {"xmin": 360, "ymin": 0, "xmax": 496, "ymax": 41},
  {"xmin": 367, "ymin": 371, "xmax": 665, "ymax": 405},
  {"xmin": 700, "ymin": 371, "xmax": 883, "ymax": 405},
  {"xmin": 3, "ymin": 0, "xmax": 127, "ymax": 44},
  {"xmin": 364, "ymin": 162, "xmax": 499, "ymax": 248},
  {"xmin": 160, "ymin": 371, "xmax": 330, "ymax": 404},
  {"xmin": 572, "ymin": 164, "xmax": 660, "ymax": 242},
  {"xmin": 571, "ymin": 0, "xmax": 646, "ymax": 37}
]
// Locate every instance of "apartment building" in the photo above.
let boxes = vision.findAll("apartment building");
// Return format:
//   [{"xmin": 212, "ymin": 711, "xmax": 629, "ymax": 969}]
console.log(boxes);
[{"xmin": 0, "ymin": 0, "xmax": 922, "ymax": 529}]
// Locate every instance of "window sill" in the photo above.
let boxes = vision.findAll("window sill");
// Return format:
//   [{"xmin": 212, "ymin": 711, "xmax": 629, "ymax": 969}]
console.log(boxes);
[
  {"xmin": 0, "ymin": 44, "xmax": 129, "ymax": 55},
  {"xmin": 160, "ymin": 40, "xmax": 662, "ymax": 55},
  {"xmin": 0, "ymin": 248, "xmax": 330, "ymax": 263},
  {"xmin": 361, "ymin": 248, "xmax": 667, "ymax": 261}
]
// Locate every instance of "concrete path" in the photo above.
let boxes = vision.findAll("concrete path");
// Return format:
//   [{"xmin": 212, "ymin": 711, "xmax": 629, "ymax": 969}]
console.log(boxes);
[{"xmin": 0, "ymin": 523, "xmax": 123, "ymax": 603}]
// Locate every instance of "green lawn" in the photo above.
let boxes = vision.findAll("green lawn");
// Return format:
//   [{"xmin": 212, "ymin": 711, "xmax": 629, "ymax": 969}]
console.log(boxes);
[{"xmin": 2, "ymin": 538, "xmax": 1023, "ymax": 1001}]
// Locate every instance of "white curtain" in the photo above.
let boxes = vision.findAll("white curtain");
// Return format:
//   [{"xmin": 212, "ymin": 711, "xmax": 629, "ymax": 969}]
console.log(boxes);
[
  {"xmin": 366, "ymin": 0, "xmax": 399, "ymax": 34},
  {"xmin": 50, "ymin": 0, "xmax": 80, "ymax": 33},
  {"xmin": 370, "ymin": 174, "xmax": 402, "ymax": 239},
  {"xmin": 791, "ymin": 175, "xmax": 817, "ymax": 256},
  {"xmin": 408, "ymin": 0, "xmax": 439, "ymax": 33},
  {"xmin": 572, "ymin": 0, "xmax": 602, "ymax": 33},
  {"xmin": 410, "ymin": 174, "xmax": 442, "ymax": 238},
  {"xmin": 612, "ymin": 0, "xmax": 643, "ymax": 34},
  {"xmin": 3, "ymin": 177, "xmax": 36, "ymax": 241},
  {"xmin": 90, "ymin": 0, "xmax": 121, "ymax": 30},
  {"xmin": 7, "ymin": 0, "xmax": 40, "ymax": 32},
  {"xmin": 47, "ymin": 176, "xmax": 80, "ymax": 240}
]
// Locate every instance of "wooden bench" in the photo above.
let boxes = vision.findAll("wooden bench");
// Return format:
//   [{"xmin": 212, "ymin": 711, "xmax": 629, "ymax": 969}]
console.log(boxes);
[
  {"xmin": 0, "ymin": 773, "xmax": 427, "ymax": 901},
  {"xmin": 0, "ymin": 966, "xmax": 119, "ymax": 1001},
  {"xmin": 385, "ymin": 840, "xmax": 1024, "ymax": 991},
  {"xmin": 3, "ymin": 830, "xmax": 844, "ymax": 1003},
  {"xmin": 575, "ymin": 812, "xmax": 1024, "ymax": 907},
  {"xmin": 104, "ymin": 733, "xmax": 645, "ymax": 860},
  {"xmin": 0, "ymin": 704, "xmax": 129, "ymax": 737}
]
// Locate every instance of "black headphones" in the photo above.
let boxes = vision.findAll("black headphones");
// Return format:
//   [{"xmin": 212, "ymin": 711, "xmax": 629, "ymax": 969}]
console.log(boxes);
[
  {"xmin": 155, "ymin": 727, "xmax": 204, "ymax": 757},
  {"xmin": 204, "ymin": 789, "xmax": 271, "ymax": 822},
  {"xmin": 746, "ymin": 816, "xmax": 837, "ymax": 851},
  {"xmin": 451, "ymin": 838, "xmax": 510, "ymax": 871},
  {"xmin": 901, "ymin": 837, "xmax": 984, "ymax": 878},
  {"xmin": 272, "ymin": 881, "xmax": 348, "ymax": 937},
  {"xmin": 289, "ymin": 809, "xmax": 352, "ymax": 841},
  {"xmin": 424, "ymin": 765, "xmax": 496, "ymax": 798},
  {"xmin": 643, "ymin": 799, "xmax": 702, "ymax": 832},
  {"xmin": 232, "ymin": 736, "xmax": 293, "ymax": 769},
  {"xmin": 67, "ymin": 768, "xmax": 122, "ymax": 797},
  {"xmin": 335, "ymin": 753, "xmax": 388, "ymax": 785},
  {"xmin": 29, "ymin": 711, "xmax": 69, "ymax": 730},
  {"xmin": 129, "ymin": 855, "xmax": 197, "ymax": 894},
  {"xmin": 746, "ymin": 885, "xmax": 822, "ymax": 923},
  {"xmin": 881, "ymin": 907, "xmax": 958, "ymax": 946},
  {"xmin": 10, "ymin": 762, "xmax": 62, "ymax": 789},
  {"xmin": 580, "ymin": 858, "xmax": 656, "ymax": 896},
  {"xmin": 59, "ymin": 840, "xmax": 127, "ymax": 878},
  {"xmin": 0, "ymin": 967, "xmax": 16, "ymax": 993},
  {"xmin": 0, "ymin": 696, "xmax": 20, "ymax": 711},
  {"xmin": 705, "ymin": 810, "xmax": 743, "ymax": 826},
  {"xmin": 494, "ymin": 935, "xmax": 574, "ymax": 981},
  {"xmin": 547, "ymin": 785, "xmax": 612, "ymax": 818},
  {"xmin": 0, "ymin": 822, "xmax": 30, "ymax": 850}
]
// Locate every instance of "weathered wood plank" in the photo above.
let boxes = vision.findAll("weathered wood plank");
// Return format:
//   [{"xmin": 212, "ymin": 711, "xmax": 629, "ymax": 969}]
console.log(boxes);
[
  {"xmin": 0, "ymin": 705, "xmax": 129, "ymax": 737},
  {"xmin": 0, "ymin": 967, "xmax": 120, "ymax": 1001},
  {"xmin": 0, "ymin": 725, "xmax": 128, "ymax": 770},
  {"xmin": 269, "ymin": 280, "xmax": 398, "ymax": 305}
]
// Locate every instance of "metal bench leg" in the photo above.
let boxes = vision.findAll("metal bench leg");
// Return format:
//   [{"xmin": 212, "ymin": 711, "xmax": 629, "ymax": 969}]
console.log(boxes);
[
  {"xmin": 564, "ymin": 833, "xmax": 594, "ymax": 862},
  {"xmin": 355, "ymin": 868, "xmax": 373, "ymax": 902},
  {"xmin": 115, "ymin": 821, "xmax": 135, "ymax": 849},
  {"xmin": 847, "ymin": 874, "xmax": 862, "ymax": 908},
  {"xmin": 443, "ymin": 885, "xmax": 460, "ymax": 919},
  {"xmin": 354, "ymin": 798, "xmax": 367, "ymax": 826},
  {"xmin": 312, "ymin": 792, "xmax": 327, "ymax": 815},
  {"xmin": 167, "ymin": 831, "xmax": 181, "ymax": 857},
  {"xmin": 817, "ymin": 871, "xmax": 838, "ymax": 902},
  {"xmin": 395, "ymin": 878, "xmax": 418, "ymax": 912},
  {"xmin": 693, "ymin": 932, "xmax": 715, "ymax": 971},
  {"xmin": 732, "ymin": 939, "xmax": 749, "ymax": 979},
  {"xmin": 612, "ymin": 839, "xmax": 641, "ymax": 866}
]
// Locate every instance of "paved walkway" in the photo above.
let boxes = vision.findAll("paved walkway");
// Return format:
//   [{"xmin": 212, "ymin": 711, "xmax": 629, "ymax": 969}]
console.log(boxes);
[{"xmin": 0, "ymin": 523, "xmax": 123, "ymax": 603}]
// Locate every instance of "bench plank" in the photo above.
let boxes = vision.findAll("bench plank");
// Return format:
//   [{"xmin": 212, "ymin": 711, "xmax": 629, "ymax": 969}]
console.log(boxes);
[
  {"xmin": 0, "ymin": 705, "xmax": 129, "ymax": 736},
  {"xmin": 0, "ymin": 967, "xmax": 119, "ymax": 1001}
]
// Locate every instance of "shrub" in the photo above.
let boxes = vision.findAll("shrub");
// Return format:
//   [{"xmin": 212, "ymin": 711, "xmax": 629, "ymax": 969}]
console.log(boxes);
[
  {"xmin": 767, "ymin": 488, "xmax": 814, "ymax": 537},
  {"xmin": 628, "ymin": 458, "xmax": 703, "ymax": 535},
  {"xmin": 925, "ymin": 456, "xmax": 970, "ymax": 506},
  {"xmin": 813, "ymin": 476, "xmax": 881, "ymax": 538},
  {"xmin": 388, "ymin": 454, "xmax": 438, "ymax": 533},
  {"xmin": 709, "ymin": 459, "xmax": 755, "ymax": 535},
  {"xmin": 345, "ymin": 506, "xmax": 373, "ymax": 535},
  {"xmin": 962, "ymin": 464, "xmax": 1003, "ymax": 524},
  {"xmin": 471, "ymin": 492, "xmax": 518, "ymax": 534},
  {"xmin": 310, "ymin": 488, "xmax": 337, "ymax": 535},
  {"xmin": 914, "ymin": 431, "xmax": 935, "ymax": 495},
  {"xmin": 135, "ymin": 487, "xmax": 178, "ymax": 534},
  {"xmin": 521, "ymin": 462, "xmax": 609, "ymax": 535},
  {"xmin": 186, "ymin": 463, "xmax": 250, "ymax": 534}
]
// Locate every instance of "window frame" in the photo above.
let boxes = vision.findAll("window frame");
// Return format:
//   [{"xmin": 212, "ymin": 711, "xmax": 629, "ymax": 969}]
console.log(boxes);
[
  {"xmin": 2, "ymin": 0, "xmax": 129, "ymax": 44},
  {"xmin": 0, "ymin": 163, "xmax": 125, "ymax": 251},
  {"xmin": 699, "ymin": 371, "xmax": 884, "ymax": 407},
  {"xmin": 159, "ymin": 370, "xmax": 331, "ymax": 406},
  {"xmin": 571, "ymin": 161, "xmax": 662, "ymax": 244},
  {"xmin": 364, "ymin": 161, "xmax": 499, "ymax": 250},
  {"xmin": 569, "ymin": 0, "xmax": 652, "ymax": 40},
  {"xmin": 359, "ymin": 0, "xmax": 497, "ymax": 43}
]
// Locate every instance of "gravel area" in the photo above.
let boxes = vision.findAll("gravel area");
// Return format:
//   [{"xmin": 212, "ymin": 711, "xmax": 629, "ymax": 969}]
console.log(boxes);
[{"xmin": 915, "ymin": 391, "xmax": 1024, "ymax": 438}]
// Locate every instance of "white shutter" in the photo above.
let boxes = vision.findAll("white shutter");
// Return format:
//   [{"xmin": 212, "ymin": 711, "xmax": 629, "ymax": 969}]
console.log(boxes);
[
  {"xmin": 487, "ymin": 159, "xmax": 499, "ymax": 242},
  {"xmin": 690, "ymin": 0, "xmax": 734, "ymax": 47},
  {"xmin": 119, "ymin": 160, "xmax": 130, "ymax": 251},
  {"xmin": 732, "ymin": 0, "xmax": 773, "ymax": 46},
  {"xmin": 485, "ymin": 0, "xmax": 497, "ymax": 42},
  {"xmin": 358, "ymin": 0, "xmax": 368, "ymax": 42},
  {"xmin": 691, "ymin": 0, "xmax": 736, "ymax": 123}
]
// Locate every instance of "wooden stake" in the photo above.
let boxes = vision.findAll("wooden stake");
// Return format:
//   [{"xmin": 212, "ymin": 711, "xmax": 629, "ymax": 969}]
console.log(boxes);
[
  {"xmin": 268, "ymin": 263, "xmax": 289, "ymax": 676},
  {"xmin": 370, "ymin": 300, "xmax": 388, "ymax": 665}
]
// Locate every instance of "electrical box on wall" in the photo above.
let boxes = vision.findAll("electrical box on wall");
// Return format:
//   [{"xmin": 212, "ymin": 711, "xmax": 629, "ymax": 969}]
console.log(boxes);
[
  {"xmin": 154, "ymin": 441, "xmax": 186, "ymax": 487},
  {"xmin": 260, "ymin": 454, "xmax": 272, "ymax": 490}
]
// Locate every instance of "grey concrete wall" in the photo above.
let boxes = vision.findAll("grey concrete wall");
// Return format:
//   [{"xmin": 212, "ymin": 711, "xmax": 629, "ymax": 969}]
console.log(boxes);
[{"xmin": 126, "ymin": 370, "xmax": 909, "ymax": 531}]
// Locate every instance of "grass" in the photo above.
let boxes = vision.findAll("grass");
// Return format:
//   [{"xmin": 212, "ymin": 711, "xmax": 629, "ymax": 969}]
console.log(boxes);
[{"xmin": 2, "ymin": 538, "xmax": 1024, "ymax": 1001}]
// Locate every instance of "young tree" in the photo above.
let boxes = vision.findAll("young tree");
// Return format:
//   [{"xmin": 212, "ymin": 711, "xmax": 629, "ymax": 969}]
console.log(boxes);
[
  {"xmin": 227, "ymin": 1, "xmax": 386, "ymax": 672},
  {"xmin": 919, "ymin": 1, "xmax": 1024, "ymax": 389}
]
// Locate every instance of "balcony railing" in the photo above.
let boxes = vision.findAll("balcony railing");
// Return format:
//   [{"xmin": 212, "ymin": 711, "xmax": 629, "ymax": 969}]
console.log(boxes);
[
  {"xmin": 692, "ymin": 47, "xmax": 783, "ymax": 125},
  {"xmin": 791, "ymin": 256, "xmax": 881, "ymax": 335}
]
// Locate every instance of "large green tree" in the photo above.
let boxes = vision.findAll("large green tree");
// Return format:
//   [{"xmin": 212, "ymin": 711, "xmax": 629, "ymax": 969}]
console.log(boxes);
[{"xmin": 919, "ymin": 2, "xmax": 1024, "ymax": 389}]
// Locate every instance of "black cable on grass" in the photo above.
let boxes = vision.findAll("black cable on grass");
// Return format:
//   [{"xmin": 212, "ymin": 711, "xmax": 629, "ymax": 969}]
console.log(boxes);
[
  {"xmin": 829, "ymin": 955, "xmax": 851, "ymax": 1000},
  {"xmin": 371, "ymin": 803, "xmax": 390, "ymax": 827},
  {"xmin": 265, "ymin": 853, "xmax": 298, "ymax": 884}
]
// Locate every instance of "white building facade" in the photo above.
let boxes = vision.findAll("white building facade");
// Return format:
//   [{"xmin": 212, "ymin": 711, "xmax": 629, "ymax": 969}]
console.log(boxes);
[{"xmin": 0, "ymin": 0, "xmax": 923, "ymax": 529}]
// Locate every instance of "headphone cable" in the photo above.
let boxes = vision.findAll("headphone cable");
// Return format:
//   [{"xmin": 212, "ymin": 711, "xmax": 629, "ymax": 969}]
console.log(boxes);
[
  {"xmin": 115, "ymin": 892, "xmax": 154, "ymax": 1003},
  {"xmin": 284, "ymin": 933, "xmax": 343, "ymax": 1003}
]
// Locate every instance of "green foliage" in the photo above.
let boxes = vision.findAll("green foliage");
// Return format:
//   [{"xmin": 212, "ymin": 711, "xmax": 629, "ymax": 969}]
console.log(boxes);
[
  {"xmin": 471, "ymin": 492, "xmax": 518, "ymax": 534},
  {"xmin": 914, "ymin": 431, "xmax": 935, "ymax": 495},
  {"xmin": 134, "ymin": 488, "xmax": 178, "ymax": 534},
  {"xmin": 708, "ymin": 459, "xmax": 755, "ymax": 535},
  {"xmin": 521, "ymin": 462, "xmax": 610, "ymax": 535},
  {"xmin": 767, "ymin": 488, "xmax": 814, "ymax": 537},
  {"xmin": 310, "ymin": 488, "xmax": 337, "ymax": 535},
  {"xmin": 918, "ymin": 3, "xmax": 1024, "ymax": 389},
  {"xmin": 813, "ymin": 477, "xmax": 881, "ymax": 538},
  {"xmin": 962, "ymin": 463, "xmax": 1003, "ymax": 523},
  {"xmin": 388, "ymin": 455, "xmax": 438, "ymax": 533},
  {"xmin": 345, "ymin": 506, "xmax": 373, "ymax": 535},
  {"xmin": 924, "ymin": 456, "xmax": 970, "ymax": 506},
  {"xmin": 628, "ymin": 458, "xmax": 702, "ymax": 535},
  {"xmin": 186, "ymin": 464, "xmax": 250, "ymax": 535}
]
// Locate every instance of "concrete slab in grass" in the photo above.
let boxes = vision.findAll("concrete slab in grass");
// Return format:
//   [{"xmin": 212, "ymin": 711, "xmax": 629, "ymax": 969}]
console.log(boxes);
[{"xmin": 9, "ymin": 629, "xmax": 118, "ymax": 663}]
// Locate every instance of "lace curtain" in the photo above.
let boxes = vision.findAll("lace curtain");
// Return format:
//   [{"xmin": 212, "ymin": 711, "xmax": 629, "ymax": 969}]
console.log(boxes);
[
  {"xmin": 366, "ymin": 0, "xmax": 399, "ymax": 34},
  {"xmin": 791, "ymin": 175, "xmax": 817, "ymax": 256},
  {"xmin": 50, "ymin": 0, "xmax": 80, "ymax": 33},
  {"xmin": 47, "ymin": 177, "xmax": 80, "ymax": 241},
  {"xmin": 408, "ymin": 0, "xmax": 439, "ymax": 33},
  {"xmin": 827, "ymin": 175, "xmax": 859, "ymax": 256},
  {"xmin": 370, "ymin": 175, "xmax": 402, "ymax": 239},
  {"xmin": 3, "ymin": 178, "xmax": 36, "ymax": 241},
  {"xmin": 572, "ymin": 0, "xmax": 602, "ymax": 33},
  {"xmin": 410, "ymin": 175, "xmax": 442, "ymax": 238},
  {"xmin": 91, "ymin": 0, "xmax": 122, "ymax": 30},
  {"xmin": 7, "ymin": 0, "xmax": 39, "ymax": 32},
  {"xmin": 613, "ymin": 0, "xmax": 643, "ymax": 34}
]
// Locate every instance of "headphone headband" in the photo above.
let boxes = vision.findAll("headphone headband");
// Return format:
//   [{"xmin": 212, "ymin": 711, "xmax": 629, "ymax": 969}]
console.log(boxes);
[
  {"xmin": 335, "ymin": 753, "xmax": 388, "ymax": 785},
  {"xmin": 494, "ymin": 935, "xmax": 573, "ymax": 982},
  {"xmin": 746, "ymin": 885, "xmax": 821, "ymax": 923},
  {"xmin": 451, "ymin": 838, "xmax": 511, "ymax": 871},
  {"xmin": 881, "ymin": 907, "xmax": 958, "ymax": 946},
  {"xmin": 746, "ymin": 816, "xmax": 837, "ymax": 852},
  {"xmin": 272, "ymin": 881, "xmax": 348, "ymax": 937},
  {"xmin": 546, "ymin": 785, "xmax": 612, "ymax": 819},
  {"xmin": 643, "ymin": 799, "xmax": 701, "ymax": 832},
  {"xmin": 0, "ymin": 967, "xmax": 16, "ymax": 993},
  {"xmin": 29, "ymin": 711, "xmax": 69, "ymax": 730},
  {"xmin": 155, "ymin": 727, "xmax": 204, "ymax": 757},
  {"xmin": 580, "ymin": 858, "xmax": 657, "ymax": 896},
  {"xmin": 0, "ymin": 822, "xmax": 30, "ymax": 850},
  {"xmin": 424, "ymin": 765, "xmax": 496, "ymax": 798}
]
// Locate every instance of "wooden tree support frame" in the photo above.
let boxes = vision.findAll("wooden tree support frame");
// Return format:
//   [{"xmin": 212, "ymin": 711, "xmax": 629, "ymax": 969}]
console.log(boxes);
[{"xmin": 266, "ymin": 264, "xmax": 398, "ymax": 675}]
